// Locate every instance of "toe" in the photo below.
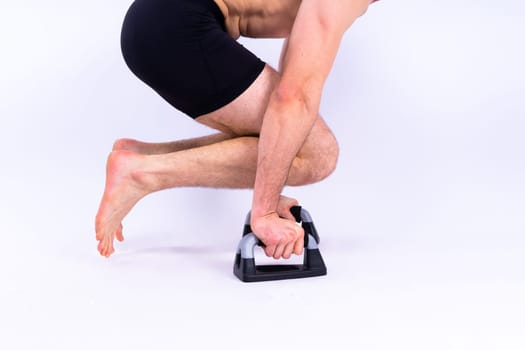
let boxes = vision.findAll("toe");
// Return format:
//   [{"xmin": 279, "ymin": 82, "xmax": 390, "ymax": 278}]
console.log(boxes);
[
  {"xmin": 99, "ymin": 235, "xmax": 111, "ymax": 257},
  {"xmin": 116, "ymin": 224, "xmax": 124, "ymax": 242},
  {"xmin": 104, "ymin": 238, "xmax": 113, "ymax": 257},
  {"xmin": 97, "ymin": 240, "xmax": 105, "ymax": 256}
]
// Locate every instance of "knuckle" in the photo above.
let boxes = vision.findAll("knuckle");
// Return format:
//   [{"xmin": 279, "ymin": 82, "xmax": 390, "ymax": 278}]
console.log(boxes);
[{"xmin": 267, "ymin": 236, "xmax": 279, "ymax": 245}]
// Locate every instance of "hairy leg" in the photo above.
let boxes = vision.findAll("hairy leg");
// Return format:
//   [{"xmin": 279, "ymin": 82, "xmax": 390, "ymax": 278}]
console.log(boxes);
[
  {"xmin": 112, "ymin": 133, "xmax": 236, "ymax": 155},
  {"xmin": 95, "ymin": 135, "xmax": 314, "ymax": 256},
  {"xmin": 95, "ymin": 65, "xmax": 338, "ymax": 257}
]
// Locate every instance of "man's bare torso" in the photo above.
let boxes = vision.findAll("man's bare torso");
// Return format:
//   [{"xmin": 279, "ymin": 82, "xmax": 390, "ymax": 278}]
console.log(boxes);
[{"xmin": 213, "ymin": 0, "xmax": 301, "ymax": 39}]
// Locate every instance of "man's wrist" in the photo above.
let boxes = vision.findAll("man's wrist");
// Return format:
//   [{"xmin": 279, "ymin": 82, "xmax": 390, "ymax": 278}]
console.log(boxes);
[
  {"xmin": 250, "ymin": 210, "xmax": 278, "ymax": 229},
  {"xmin": 251, "ymin": 207, "xmax": 278, "ymax": 220}
]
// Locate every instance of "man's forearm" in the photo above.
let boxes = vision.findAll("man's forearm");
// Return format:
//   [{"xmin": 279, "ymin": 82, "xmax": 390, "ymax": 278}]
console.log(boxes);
[
  {"xmin": 251, "ymin": 0, "xmax": 371, "ymax": 221},
  {"xmin": 251, "ymin": 89, "xmax": 317, "ymax": 219}
]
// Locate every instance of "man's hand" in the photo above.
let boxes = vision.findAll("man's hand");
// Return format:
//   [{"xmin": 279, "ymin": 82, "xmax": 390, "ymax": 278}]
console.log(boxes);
[
  {"xmin": 252, "ymin": 195, "xmax": 304, "ymax": 259},
  {"xmin": 251, "ymin": 212, "xmax": 304, "ymax": 260},
  {"xmin": 276, "ymin": 195, "xmax": 299, "ymax": 221},
  {"xmin": 252, "ymin": 195, "xmax": 304, "ymax": 260}
]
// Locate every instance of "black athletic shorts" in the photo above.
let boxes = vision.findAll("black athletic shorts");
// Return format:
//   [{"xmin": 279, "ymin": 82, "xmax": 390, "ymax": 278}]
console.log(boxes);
[{"xmin": 120, "ymin": 0, "xmax": 266, "ymax": 119}]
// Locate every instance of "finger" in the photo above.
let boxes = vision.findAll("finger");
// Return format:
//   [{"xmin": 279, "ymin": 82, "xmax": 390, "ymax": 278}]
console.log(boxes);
[
  {"xmin": 280, "ymin": 209, "xmax": 296, "ymax": 221},
  {"xmin": 273, "ymin": 243, "xmax": 286, "ymax": 260},
  {"xmin": 115, "ymin": 224, "xmax": 124, "ymax": 242},
  {"xmin": 287, "ymin": 198, "xmax": 299, "ymax": 210},
  {"xmin": 265, "ymin": 245, "xmax": 276, "ymax": 258},
  {"xmin": 284, "ymin": 205, "xmax": 299, "ymax": 221},
  {"xmin": 280, "ymin": 195, "xmax": 299, "ymax": 207},
  {"xmin": 277, "ymin": 195, "xmax": 299, "ymax": 221},
  {"xmin": 284, "ymin": 213, "xmax": 296, "ymax": 221},
  {"xmin": 293, "ymin": 236, "xmax": 304, "ymax": 256},
  {"xmin": 282, "ymin": 242, "xmax": 295, "ymax": 259}
]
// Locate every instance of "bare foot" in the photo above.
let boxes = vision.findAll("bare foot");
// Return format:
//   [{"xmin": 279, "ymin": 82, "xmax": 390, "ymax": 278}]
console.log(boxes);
[
  {"xmin": 112, "ymin": 138, "xmax": 154, "ymax": 155},
  {"xmin": 95, "ymin": 150, "xmax": 151, "ymax": 258}
]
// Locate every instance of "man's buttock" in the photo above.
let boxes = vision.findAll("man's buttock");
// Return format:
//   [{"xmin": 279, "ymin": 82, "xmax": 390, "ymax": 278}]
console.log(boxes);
[{"xmin": 120, "ymin": 0, "xmax": 266, "ymax": 119}]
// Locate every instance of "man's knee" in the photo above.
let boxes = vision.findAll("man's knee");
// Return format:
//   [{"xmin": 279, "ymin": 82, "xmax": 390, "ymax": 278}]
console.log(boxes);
[
  {"xmin": 311, "ymin": 132, "xmax": 339, "ymax": 182},
  {"xmin": 292, "ymin": 130, "xmax": 339, "ymax": 186}
]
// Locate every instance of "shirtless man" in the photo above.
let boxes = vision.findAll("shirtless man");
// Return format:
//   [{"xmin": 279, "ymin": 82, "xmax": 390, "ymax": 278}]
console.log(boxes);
[{"xmin": 95, "ymin": 0, "xmax": 378, "ymax": 259}]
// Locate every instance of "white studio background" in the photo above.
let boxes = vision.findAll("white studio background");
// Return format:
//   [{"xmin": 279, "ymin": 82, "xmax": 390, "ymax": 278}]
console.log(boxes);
[{"xmin": 1, "ymin": 0, "xmax": 524, "ymax": 349}]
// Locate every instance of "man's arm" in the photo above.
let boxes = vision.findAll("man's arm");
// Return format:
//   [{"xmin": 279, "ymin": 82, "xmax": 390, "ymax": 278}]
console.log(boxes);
[{"xmin": 251, "ymin": 0, "xmax": 372, "ymax": 259}]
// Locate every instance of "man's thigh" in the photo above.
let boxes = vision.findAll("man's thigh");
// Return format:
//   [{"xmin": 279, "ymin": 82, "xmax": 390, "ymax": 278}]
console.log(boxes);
[
  {"xmin": 195, "ymin": 64, "xmax": 338, "ymax": 158},
  {"xmin": 195, "ymin": 64, "xmax": 278, "ymax": 136}
]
